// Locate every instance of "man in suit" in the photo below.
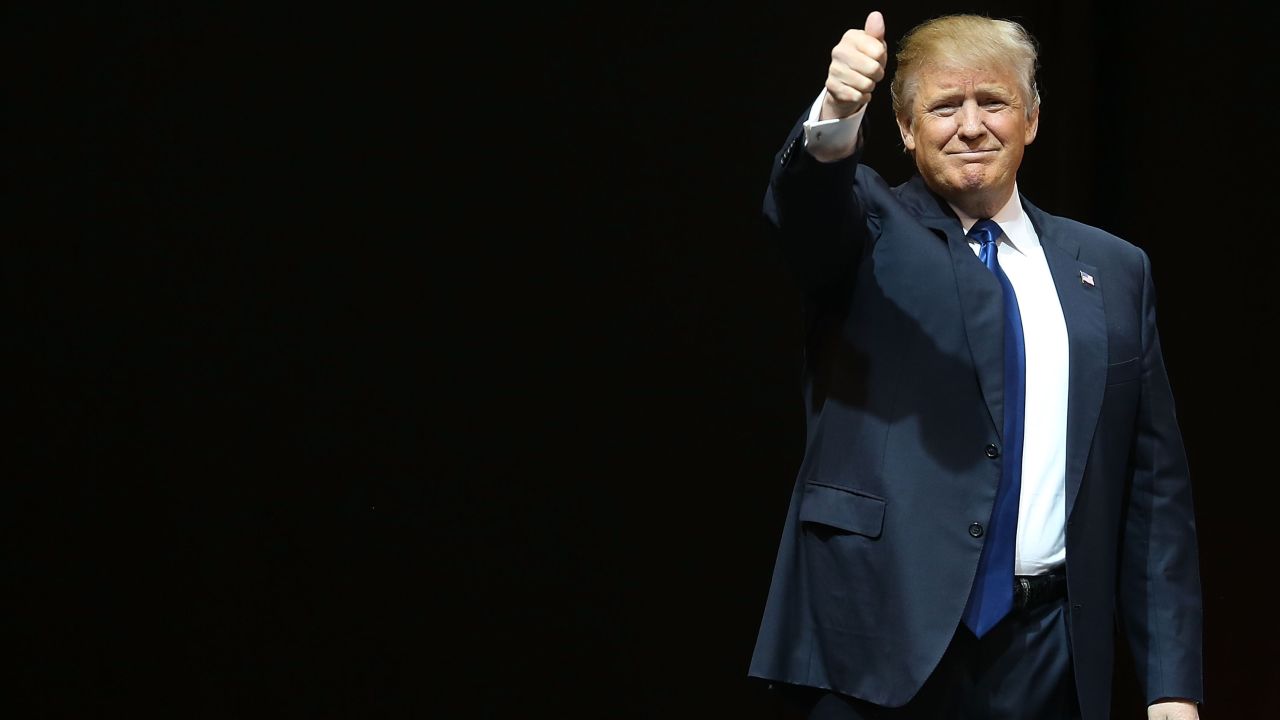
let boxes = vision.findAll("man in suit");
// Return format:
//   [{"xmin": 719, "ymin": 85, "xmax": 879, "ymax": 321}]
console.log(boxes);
[{"xmin": 748, "ymin": 11, "xmax": 1202, "ymax": 720}]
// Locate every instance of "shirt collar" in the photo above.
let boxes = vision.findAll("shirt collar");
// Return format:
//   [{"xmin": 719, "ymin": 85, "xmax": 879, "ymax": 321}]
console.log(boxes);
[{"xmin": 950, "ymin": 184, "xmax": 1039, "ymax": 256}]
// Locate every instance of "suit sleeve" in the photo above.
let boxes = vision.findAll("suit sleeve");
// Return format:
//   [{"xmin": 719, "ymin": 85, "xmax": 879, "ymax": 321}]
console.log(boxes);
[
  {"xmin": 1116, "ymin": 249, "xmax": 1205, "ymax": 705},
  {"xmin": 762, "ymin": 111, "xmax": 871, "ymax": 306}
]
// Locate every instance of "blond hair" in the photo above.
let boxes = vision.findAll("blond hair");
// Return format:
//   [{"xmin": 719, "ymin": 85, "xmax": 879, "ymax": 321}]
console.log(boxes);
[{"xmin": 890, "ymin": 14, "xmax": 1040, "ymax": 120}]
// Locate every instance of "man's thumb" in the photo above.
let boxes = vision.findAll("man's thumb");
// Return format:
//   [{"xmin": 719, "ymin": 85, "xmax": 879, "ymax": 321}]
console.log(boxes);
[{"xmin": 864, "ymin": 11, "xmax": 885, "ymax": 41}]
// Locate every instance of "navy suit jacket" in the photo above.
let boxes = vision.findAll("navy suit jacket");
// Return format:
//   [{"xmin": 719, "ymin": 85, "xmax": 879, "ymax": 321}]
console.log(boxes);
[{"xmin": 748, "ymin": 115, "xmax": 1203, "ymax": 720}]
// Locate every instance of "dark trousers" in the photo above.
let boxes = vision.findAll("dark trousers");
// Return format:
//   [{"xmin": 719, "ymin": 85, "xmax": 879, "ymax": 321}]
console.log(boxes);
[{"xmin": 780, "ymin": 598, "xmax": 1079, "ymax": 720}]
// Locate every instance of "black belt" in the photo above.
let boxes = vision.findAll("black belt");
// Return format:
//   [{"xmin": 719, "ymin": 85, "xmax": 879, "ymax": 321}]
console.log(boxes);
[{"xmin": 1013, "ymin": 568, "xmax": 1067, "ymax": 612}]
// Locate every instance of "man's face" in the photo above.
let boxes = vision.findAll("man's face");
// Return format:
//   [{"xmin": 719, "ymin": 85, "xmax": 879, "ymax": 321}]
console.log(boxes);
[{"xmin": 896, "ymin": 64, "xmax": 1039, "ymax": 214}]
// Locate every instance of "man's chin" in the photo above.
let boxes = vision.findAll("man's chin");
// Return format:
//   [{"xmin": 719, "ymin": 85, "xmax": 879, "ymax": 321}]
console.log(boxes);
[{"xmin": 930, "ymin": 174, "xmax": 989, "ymax": 199}]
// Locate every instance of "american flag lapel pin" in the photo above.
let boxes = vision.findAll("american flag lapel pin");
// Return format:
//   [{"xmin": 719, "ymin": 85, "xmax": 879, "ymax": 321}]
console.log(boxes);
[{"xmin": 1080, "ymin": 270, "xmax": 1095, "ymax": 287}]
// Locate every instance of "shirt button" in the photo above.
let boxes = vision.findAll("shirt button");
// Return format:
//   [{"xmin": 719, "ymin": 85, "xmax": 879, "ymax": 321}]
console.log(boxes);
[
  {"xmin": 969, "ymin": 522, "xmax": 985, "ymax": 538},
  {"xmin": 985, "ymin": 444, "xmax": 1000, "ymax": 458}
]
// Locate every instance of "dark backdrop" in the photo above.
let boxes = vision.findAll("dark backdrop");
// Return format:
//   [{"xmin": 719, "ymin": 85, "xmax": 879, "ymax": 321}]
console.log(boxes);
[{"xmin": 7, "ymin": 1, "xmax": 1275, "ymax": 717}]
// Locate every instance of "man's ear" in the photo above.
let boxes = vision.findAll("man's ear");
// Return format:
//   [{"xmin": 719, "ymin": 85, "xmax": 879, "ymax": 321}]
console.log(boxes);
[
  {"xmin": 896, "ymin": 113, "xmax": 916, "ymax": 151},
  {"xmin": 1024, "ymin": 105, "xmax": 1040, "ymax": 145}
]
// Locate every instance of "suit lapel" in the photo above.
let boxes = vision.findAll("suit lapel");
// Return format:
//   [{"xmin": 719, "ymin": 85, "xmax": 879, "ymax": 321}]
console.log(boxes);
[
  {"xmin": 1023, "ymin": 200, "xmax": 1107, "ymax": 519},
  {"xmin": 942, "ymin": 220, "xmax": 1006, "ymax": 440},
  {"xmin": 898, "ymin": 176, "xmax": 1005, "ymax": 438}
]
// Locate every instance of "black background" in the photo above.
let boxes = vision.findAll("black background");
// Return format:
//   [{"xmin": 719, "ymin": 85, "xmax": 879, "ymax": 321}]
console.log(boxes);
[{"xmin": 7, "ymin": 1, "xmax": 1276, "ymax": 717}]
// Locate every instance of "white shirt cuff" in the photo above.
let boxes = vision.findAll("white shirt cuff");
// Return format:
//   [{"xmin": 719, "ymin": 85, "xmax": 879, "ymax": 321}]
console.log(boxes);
[{"xmin": 802, "ymin": 89, "xmax": 865, "ymax": 162}]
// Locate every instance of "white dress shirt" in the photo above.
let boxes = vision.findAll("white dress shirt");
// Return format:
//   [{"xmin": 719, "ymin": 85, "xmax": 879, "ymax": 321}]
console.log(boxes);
[{"xmin": 801, "ymin": 92, "xmax": 1070, "ymax": 575}]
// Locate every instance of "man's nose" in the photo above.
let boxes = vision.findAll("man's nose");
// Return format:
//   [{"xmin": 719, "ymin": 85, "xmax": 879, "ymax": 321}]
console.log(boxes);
[{"xmin": 957, "ymin": 101, "xmax": 985, "ymax": 139}]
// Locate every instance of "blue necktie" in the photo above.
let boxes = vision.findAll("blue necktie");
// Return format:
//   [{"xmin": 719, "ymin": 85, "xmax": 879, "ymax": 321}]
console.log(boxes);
[{"xmin": 961, "ymin": 219, "xmax": 1026, "ymax": 638}]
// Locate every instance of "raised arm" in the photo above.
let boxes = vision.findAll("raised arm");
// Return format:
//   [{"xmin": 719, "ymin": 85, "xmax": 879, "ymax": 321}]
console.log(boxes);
[{"xmin": 764, "ymin": 11, "xmax": 887, "ymax": 299}]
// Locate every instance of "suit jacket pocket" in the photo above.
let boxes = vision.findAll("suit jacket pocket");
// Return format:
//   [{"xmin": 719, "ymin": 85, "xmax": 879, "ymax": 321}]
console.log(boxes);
[
  {"xmin": 799, "ymin": 482, "xmax": 886, "ymax": 538},
  {"xmin": 1106, "ymin": 356, "xmax": 1141, "ymax": 385}
]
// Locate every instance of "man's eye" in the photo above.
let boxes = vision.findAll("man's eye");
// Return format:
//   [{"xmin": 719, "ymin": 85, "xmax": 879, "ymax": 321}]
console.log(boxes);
[
  {"xmin": 983, "ymin": 102, "xmax": 1007, "ymax": 110},
  {"xmin": 933, "ymin": 105, "xmax": 958, "ymax": 116}
]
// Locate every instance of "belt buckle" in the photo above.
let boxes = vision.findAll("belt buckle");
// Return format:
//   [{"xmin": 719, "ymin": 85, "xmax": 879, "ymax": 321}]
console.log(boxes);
[{"xmin": 1015, "ymin": 576, "xmax": 1032, "ymax": 609}]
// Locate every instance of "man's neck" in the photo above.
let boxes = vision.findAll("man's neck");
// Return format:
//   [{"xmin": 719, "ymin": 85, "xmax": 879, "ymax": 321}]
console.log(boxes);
[{"xmin": 947, "ymin": 186, "xmax": 1018, "ymax": 225}]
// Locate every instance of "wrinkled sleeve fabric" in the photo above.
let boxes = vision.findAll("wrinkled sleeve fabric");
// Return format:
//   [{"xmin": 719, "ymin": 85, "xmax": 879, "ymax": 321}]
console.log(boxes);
[
  {"xmin": 1117, "ymin": 249, "xmax": 1205, "ymax": 706},
  {"xmin": 763, "ymin": 105, "xmax": 870, "ymax": 307}
]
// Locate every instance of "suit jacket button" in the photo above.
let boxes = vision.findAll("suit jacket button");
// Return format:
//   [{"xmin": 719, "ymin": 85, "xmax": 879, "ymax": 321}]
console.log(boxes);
[
  {"xmin": 969, "ymin": 522, "xmax": 984, "ymax": 538},
  {"xmin": 985, "ymin": 443, "xmax": 1000, "ymax": 458}
]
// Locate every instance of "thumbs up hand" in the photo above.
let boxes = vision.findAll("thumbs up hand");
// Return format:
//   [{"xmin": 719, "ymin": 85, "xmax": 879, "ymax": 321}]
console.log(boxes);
[{"xmin": 821, "ymin": 11, "xmax": 888, "ymax": 120}]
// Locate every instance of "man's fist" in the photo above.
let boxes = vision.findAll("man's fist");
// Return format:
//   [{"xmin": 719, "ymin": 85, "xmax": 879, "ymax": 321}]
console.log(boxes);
[{"xmin": 821, "ymin": 11, "xmax": 888, "ymax": 120}]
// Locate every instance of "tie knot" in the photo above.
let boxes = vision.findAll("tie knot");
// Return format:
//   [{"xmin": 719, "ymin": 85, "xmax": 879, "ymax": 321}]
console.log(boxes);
[{"xmin": 968, "ymin": 219, "xmax": 1002, "ymax": 247}]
